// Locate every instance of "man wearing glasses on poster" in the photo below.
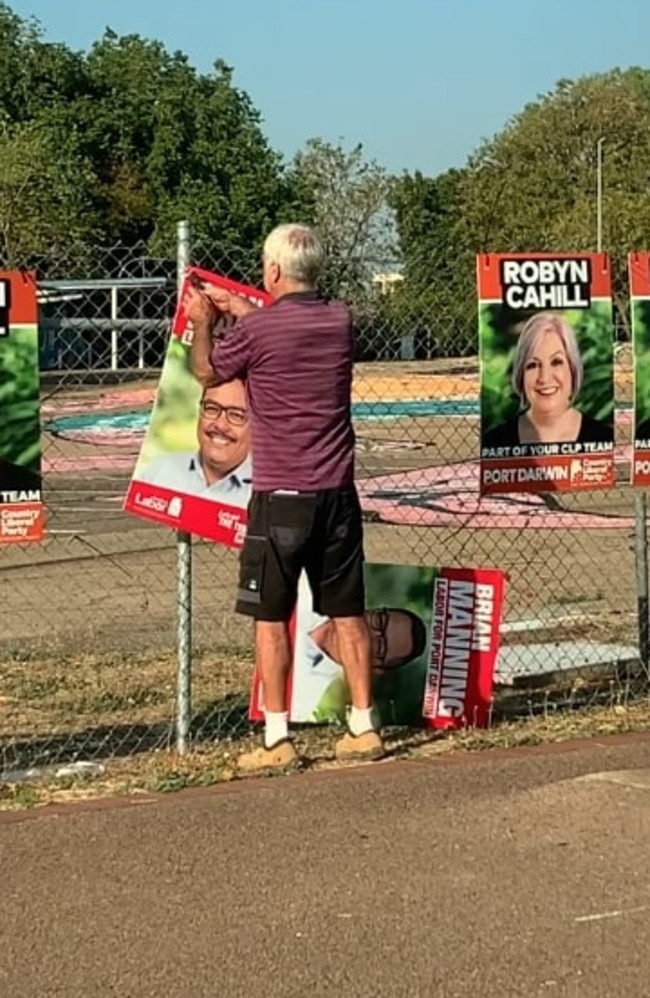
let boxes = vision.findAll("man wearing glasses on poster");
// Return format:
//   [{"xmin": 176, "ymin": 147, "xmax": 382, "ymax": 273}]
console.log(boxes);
[
  {"xmin": 136, "ymin": 379, "xmax": 252, "ymax": 509},
  {"xmin": 293, "ymin": 601, "xmax": 427, "ymax": 720}
]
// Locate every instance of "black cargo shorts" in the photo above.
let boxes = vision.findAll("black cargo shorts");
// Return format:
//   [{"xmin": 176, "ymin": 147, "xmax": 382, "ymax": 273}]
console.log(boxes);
[{"xmin": 236, "ymin": 487, "xmax": 365, "ymax": 622}]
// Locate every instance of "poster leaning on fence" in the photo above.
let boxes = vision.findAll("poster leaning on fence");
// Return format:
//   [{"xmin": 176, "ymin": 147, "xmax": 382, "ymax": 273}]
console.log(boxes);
[{"xmin": 250, "ymin": 564, "xmax": 506, "ymax": 732}]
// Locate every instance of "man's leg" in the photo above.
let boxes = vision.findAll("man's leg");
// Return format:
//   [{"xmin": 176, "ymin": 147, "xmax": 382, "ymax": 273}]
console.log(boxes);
[
  {"xmin": 235, "ymin": 491, "xmax": 313, "ymax": 774},
  {"xmin": 255, "ymin": 619, "xmax": 292, "ymax": 748},
  {"xmin": 331, "ymin": 614, "xmax": 384, "ymax": 759},
  {"xmin": 330, "ymin": 614, "xmax": 372, "ymax": 708},
  {"xmin": 237, "ymin": 613, "xmax": 299, "ymax": 775},
  {"xmin": 308, "ymin": 489, "xmax": 385, "ymax": 762}
]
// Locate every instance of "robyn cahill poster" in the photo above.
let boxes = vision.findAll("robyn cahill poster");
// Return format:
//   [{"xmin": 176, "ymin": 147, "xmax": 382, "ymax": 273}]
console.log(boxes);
[
  {"xmin": 478, "ymin": 253, "xmax": 615, "ymax": 496},
  {"xmin": 249, "ymin": 563, "xmax": 506, "ymax": 731},
  {"xmin": 0, "ymin": 271, "xmax": 44, "ymax": 544},
  {"xmin": 123, "ymin": 267, "xmax": 271, "ymax": 547},
  {"xmin": 629, "ymin": 252, "xmax": 650, "ymax": 487}
]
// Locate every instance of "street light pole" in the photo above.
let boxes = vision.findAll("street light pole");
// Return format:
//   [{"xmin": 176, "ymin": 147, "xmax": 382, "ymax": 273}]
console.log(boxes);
[{"xmin": 596, "ymin": 136, "xmax": 604, "ymax": 251}]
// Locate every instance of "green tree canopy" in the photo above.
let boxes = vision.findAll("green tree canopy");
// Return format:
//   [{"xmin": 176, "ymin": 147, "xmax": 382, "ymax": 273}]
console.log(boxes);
[
  {"xmin": 0, "ymin": 4, "xmax": 298, "ymax": 269},
  {"xmin": 391, "ymin": 68, "xmax": 650, "ymax": 350},
  {"xmin": 288, "ymin": 139, "xmax": 394, "ymax": 296},
  {"xmin": 388, "ymin": 168, "xmax": 475, "ymax": 356},
  {"xmin": 460, "ymin": 68, "xmax": 650, "ymax": 256}
]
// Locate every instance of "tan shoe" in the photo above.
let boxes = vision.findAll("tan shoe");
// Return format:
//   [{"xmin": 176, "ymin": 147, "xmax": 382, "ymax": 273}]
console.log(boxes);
[
  {"xmin": 335, "ymin": 728, "xmax": 386, "ymax": 763},
  {"xmin": 237, "ymin": 739, "xmax": 302, "ymax": 777}
]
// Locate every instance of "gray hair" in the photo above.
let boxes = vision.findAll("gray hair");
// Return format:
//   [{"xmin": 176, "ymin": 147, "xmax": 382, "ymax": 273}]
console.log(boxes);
[
  {"xmin": 263, "ymin": 223, "xmax": 325, "ymax": 286},
  {"xmin": 511, "ymin": 312, "xmax": 583, "ymax": 404}
]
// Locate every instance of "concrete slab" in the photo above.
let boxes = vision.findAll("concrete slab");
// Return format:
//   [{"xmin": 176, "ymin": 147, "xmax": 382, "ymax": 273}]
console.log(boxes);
[
  {"xmin": 578, "ymin": 768, "xmax": 650, "ymax": 791},
  {"xmin": 496, "ymin": 640, "xmax": 639, "ymax": 686}
]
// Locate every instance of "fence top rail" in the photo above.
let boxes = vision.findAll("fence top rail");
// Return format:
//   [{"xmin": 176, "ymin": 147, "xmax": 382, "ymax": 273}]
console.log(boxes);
[
  {"xmin": 40, "ymin": 318, "xmax": 169, "ymax": 330},
  {"xmin": 39, "ymin": 278, "xmax": 171, "ymax": 292}
]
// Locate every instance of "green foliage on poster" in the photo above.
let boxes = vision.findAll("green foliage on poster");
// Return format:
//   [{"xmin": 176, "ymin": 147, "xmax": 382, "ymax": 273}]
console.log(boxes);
[
  {"xmin": 480, "ymin": 301, "xmax": 615, "ymax": 433},
  {"xmin": 0, "ymin": 327, "xmax": 40, "ymax": 469}
]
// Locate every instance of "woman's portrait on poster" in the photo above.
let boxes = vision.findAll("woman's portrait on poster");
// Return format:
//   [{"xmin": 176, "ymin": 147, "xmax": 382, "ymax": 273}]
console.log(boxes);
[{"xmin": 482, "ymin": 311, "xmax": 612, "ymax": 450}]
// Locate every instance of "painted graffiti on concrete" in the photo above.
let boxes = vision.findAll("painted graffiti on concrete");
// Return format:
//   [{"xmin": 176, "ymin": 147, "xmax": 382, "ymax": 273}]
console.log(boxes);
[
  {"xmin": 42, "ymin": 392, "xmax": 635, "ymax": 529},
  {"xmin": 43, "ymin": 390, "xmax": 154, "ymax": 449},
  {"xmin": 359, "ymin": 453, "xmax": 634, "ymax": 530}
]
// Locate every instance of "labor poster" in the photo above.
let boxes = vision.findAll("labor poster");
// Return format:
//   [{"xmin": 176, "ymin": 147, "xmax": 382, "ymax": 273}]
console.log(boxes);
[
  {"xmin": 478, "ymin": 253, "xmax": 615, "ymax": 495},
  {"xmin": 250, "ymin": 563, "xmax": 505, "ymax": 731},
  {"xmin": 123, "ymin": 267, "xmax": 271, "ymax": 546},
  {"xmin": 629, "ymin": 252, "xmax": 650, "ymax": 486},
  {"xmin": 0, "ymin": 271, "xmax": 44, "ymax": 544}
]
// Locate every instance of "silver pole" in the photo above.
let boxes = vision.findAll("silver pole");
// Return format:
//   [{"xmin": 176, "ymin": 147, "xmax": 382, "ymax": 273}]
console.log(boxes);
[
  {"xmin": 110, "ymin": 285, "xmax": 119, "ymax": 372},
  {"xmin": 635, "ymin": 493, "xmax": 650, "ymax": 673},
  {"xmin": 176, "ymin": 219, "xmax": 192, "ymax": 754},
  {"xmin": 602, "ymin": 131, "xmax": 650, "ymax": 678}
]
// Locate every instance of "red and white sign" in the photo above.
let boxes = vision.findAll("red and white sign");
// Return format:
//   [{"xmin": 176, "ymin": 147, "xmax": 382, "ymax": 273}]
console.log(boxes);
[
  {"xmin": 629, "ymin": 252, "xmax": 650, "ymax": 487},
  {"xmin": 422, "ymin": 568, "xmax": 504, "ymax": 730},
  {"xmin": 249, "ymin": 565, "xmax": 505, "ymax": 731},
  {"xmin": 478, "ymin": 252, "xmax": 615, "ymax": 496},
  {"xmin": 123, "ymin": 267, "xmax": 271, "ymax": 545},
  {"xmin": 0, "ymin": 270, "xmax": 44, "ymax": 544}
]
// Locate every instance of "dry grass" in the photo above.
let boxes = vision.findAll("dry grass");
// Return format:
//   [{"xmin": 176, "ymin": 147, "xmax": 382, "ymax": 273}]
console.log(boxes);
[{"xmin": 1, "ymin": 641, "xmax": 649, "ymax": 812}]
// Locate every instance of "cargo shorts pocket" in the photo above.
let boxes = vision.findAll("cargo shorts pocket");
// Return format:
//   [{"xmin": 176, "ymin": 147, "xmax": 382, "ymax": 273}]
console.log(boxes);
[
  {"xmin": 237, "ymin": 535, "xmax": 267, "ymax": 606},
  {"xmin": 268, "ymin": 493, "xmax": 316, "ymax": 553}
]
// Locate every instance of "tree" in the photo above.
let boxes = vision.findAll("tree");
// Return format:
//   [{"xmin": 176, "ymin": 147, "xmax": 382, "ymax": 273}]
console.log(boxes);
[
  {"xmin": 388, "ymin": 168, "xmax": 476, "ymax": 357},
  {"xmin": 458, "ymin": 68, "xmax": 650, "ymax": 327},
  {"xmin": 391, "ymin": 169, "xmax": 466, "ymax": 286},
  {"xmin": 0, "ymin": 7, "xmax": 297, "ymax": 268},
  {"xmin": 387, "ymin": 69, "xmax": 650, "ymax": 351},
  {"xmin": 79, "ymin": 39, "xmax": 293, "ymax": 258},
  {"xmin": 147, "ymin": 59, "xmax": 293, "ymax": 268},
  {"xmin": 288, "ymin": 139, "xmax": 395, "ymax": 296},
  {"xmin": 0, "ymin": 118, "xmax": 101, "ymax": 271}
]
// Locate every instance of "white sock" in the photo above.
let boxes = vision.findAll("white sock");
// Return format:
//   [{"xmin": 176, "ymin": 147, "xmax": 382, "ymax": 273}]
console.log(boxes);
[
  {"xmin": 349, "ymin": 706, "xmax": 375, "ymax": 737},
  {"xmin": 264, "ymin": 710, "xmax": 289, "ymax": 749}
]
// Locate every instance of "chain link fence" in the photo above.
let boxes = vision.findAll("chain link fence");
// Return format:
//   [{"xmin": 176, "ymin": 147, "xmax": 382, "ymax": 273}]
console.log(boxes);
[{"xmin": 1, "ymin": 224, "xmax": 648, "ymax": 780}]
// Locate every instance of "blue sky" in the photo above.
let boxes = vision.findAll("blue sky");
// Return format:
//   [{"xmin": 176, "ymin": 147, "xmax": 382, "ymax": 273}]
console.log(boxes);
[{"xmin": 8, "ymin": 0, "xmax": 650, "ymax": 176}]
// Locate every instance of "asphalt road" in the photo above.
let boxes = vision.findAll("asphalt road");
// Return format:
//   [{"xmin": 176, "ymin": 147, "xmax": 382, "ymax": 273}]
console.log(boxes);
[{"xmin": 3, "ymin": 734, "xmax": 650, "ymax": 998}]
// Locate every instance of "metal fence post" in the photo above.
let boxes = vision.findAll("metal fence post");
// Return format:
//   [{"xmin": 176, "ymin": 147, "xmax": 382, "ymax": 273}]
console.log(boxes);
[
  {"xmin": 634, "ymin": 493, "xmax": 650, "ymax": 674},
  {"xmin": 176, "ymin": 219, "xmax": 192, "ymax": 753}
]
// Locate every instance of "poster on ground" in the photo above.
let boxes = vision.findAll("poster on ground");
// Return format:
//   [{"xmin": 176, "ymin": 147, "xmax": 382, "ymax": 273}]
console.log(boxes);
[
  {"xmin": 0, "ymin": 271, "xmax": 43, "ymax": 544},
  {"xmin": 249, "ymin": 563, "xmax": 506, "ymax": 730},
  {"xmin": 123, "ymin": 267, "xmax": 271, "ymax": 546},
  {"xmin": 629, "ymin": 252, "xmax": 650, "ymax": 486},
  {"xmin": 478, "ymin": 253, "xmax": 615, "ymax": 495}
]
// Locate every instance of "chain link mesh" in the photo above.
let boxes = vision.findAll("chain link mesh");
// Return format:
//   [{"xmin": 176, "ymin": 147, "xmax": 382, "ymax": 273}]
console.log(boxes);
[{"xmin": 0, "ymin": 234, "xmax": 647, "ymax": 779}]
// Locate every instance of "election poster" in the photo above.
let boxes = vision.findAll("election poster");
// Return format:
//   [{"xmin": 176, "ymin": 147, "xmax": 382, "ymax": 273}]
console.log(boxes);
[
  {"xmin": 478, "ymin": 253, "xmax": 615, "ymax": 495},
  {"xmin": 123, "ymin": 267, "xmax": 271, "ymax": 546},
  {"xmin": 629, "ymin": 252, "xmax": 650, "ymax": 487},
  {"xmin": 250, "ymin": 563, "xmax": 505, "ymax": 731},
  {"xmin": 0, "ymin": 271, "xmax": 44, "ymax": 544}
]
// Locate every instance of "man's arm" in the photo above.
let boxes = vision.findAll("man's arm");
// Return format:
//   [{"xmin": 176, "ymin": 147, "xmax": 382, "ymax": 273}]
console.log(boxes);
[
  {"xmin": 184, "ymin": 287, "xmax": 220, "ymax": 387},
  {"xmin": 190, "ymin": 315, "xmax": 219, "ymax": 387},
  {"xmin": 202, "ymin": 286, "xmax": 258, "ymax": 320},
  {"xmin": 210, "ymin": 322, "xmax": 253, "ymax": 383},
  {"xmin": 186, "ymin": 284, "xmax": 255, "ymax": 385}
]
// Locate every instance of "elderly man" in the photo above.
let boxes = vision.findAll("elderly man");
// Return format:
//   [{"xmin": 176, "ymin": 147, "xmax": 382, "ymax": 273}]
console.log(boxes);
[
  {"xmin": 136, "ymin": 379, "xmax": 251, "ymax": 508},
  {"xmin": 187, "ymin": 222, "xmax": 384, "ymax": 774}
]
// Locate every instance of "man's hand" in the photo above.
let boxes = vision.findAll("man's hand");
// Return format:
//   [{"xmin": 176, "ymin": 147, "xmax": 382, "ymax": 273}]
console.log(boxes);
[
  {"xmin": 202, "ymin": 285, "xmax": 258, "ymax": 319},
  {"xmin": 183, "ymin": 285, "xmax": 219, "ymax": 328},
  {"xmin": 184, "ymin": 283, "xmax": 220, "ymax": 387}
]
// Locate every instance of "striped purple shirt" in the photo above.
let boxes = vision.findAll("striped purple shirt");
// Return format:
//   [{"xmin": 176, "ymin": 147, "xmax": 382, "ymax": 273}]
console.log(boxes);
[{"xmin": 210, "ymin": 292, "xmax": 356, "ymax": 492}]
